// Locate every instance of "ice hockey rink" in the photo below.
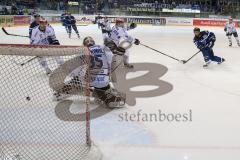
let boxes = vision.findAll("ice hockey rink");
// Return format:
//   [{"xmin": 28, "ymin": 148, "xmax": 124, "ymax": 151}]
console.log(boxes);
[{"xmin": 1, "ymin": 23, "xmax": 240, "ymax": 160}]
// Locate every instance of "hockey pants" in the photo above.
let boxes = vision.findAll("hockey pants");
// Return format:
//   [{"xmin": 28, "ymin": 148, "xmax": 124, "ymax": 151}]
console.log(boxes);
[{"xmin": 201, "ymin": 48, "xmax": 222, "ymax": 63}]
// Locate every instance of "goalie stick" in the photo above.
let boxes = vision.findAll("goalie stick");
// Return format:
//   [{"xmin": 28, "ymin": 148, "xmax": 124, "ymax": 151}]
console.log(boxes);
[{"xmin": 2, "ymin": 27, "xmax": 29, "ymax": 38}]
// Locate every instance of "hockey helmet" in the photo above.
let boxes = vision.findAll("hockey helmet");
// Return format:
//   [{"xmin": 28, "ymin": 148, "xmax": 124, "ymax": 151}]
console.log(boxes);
[
  {"xmin": 34, "ymin": 14, "xmax": 40, "ymax": 18},
  {"xmin": 39, "ymin": 17, "xmax": 47, "ymax": 24},
  {"xmin": 116, "ymin": 18, "xmax": 124, "ymax": 24},
  {"xmin": 193, "ymin": 27, "xmax": 200, "ymax": 32}
]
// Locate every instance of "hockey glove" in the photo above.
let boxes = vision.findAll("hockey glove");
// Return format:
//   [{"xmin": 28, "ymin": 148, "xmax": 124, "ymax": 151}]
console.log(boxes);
[
  {"xmin": 48, "ymin": 36, "xmax": 60, "ymax": 45},
  {"xmin": 208, "ymin": 41, "xmax": 215, "ymax": 48},
  {"xmin": 129, "ymin": 23, "xmax": 137, "ymax": 29},
  {"xmin": 99, "ymin": 23, "xmax": 105, "ymax": 28},
  {"xmin": 197, "ymin": 41, "xmax": 205, "ymax": 50},
  {"xmin": 134, "ymin": 39, "xmax": 140, "ymax": 45}
]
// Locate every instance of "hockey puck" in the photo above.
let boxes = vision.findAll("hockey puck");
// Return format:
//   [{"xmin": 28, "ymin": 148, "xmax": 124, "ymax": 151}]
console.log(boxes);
[{"xmin": 26, "ymin": 96, "xmax": 31, "ymax": 101}]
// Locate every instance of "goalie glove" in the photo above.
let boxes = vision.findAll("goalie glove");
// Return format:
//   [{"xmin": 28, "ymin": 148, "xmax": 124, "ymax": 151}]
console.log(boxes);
[
  {"xmin": 129, "ymin": 23, "xmax": 137, "ymax": 29},
  {"xmin": 48, "ymin": 36, "xmax": 60, "ymax": 45},
  {"xmin": 134, "ymin": 39, "xmax": 140, "ymax": 45}
]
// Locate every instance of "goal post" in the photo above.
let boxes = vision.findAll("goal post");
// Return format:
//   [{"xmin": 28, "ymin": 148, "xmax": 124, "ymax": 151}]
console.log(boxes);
[{"xmin": 0, "ymin": 44, "xmax": 102, "ymax": 160}]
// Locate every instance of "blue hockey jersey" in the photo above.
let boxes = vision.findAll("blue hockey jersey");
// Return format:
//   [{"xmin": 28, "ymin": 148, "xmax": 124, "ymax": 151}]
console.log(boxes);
[{"xmin": 193, "ymin": 31, "xmax": 216, "ymax": 49}]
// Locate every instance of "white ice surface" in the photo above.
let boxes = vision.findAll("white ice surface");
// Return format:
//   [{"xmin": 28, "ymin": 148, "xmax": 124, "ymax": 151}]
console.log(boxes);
[{"xmin": 1, "ymin": 24, "xmax": 240, "ymax": 160}]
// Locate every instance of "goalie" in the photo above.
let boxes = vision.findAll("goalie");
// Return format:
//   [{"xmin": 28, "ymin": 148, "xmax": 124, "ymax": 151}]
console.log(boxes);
[{"xmin": 53, "ymin": 36, "xmax": 126, "ymax": 108}]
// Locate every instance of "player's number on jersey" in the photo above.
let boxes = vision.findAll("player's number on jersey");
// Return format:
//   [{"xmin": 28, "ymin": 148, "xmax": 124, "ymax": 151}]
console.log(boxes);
[{"xmin": 90, "ymin": 55, "xmax": 103, "ymax": 69}]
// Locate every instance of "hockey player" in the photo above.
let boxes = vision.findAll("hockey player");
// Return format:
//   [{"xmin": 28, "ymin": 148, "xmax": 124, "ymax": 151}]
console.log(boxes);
[
  {"xmin": 60, "ymin": 11, "xmax": 69, "ymax": 34},
  {"xmin": 31, "ymin": 17, "xmax": 64, "ymax": 75},
  {"xmin": 193, "ymin": 27, "xmax": 225, "ymax": 68},
  {"xmin": 53, "ymin": 36, "xmax": 126, "ymax": 108},
  {"xmin": 84, "ymin": 36, "xmax": 126, "ymax": 107},
  {"xmin": 65, "ymin": 13, "xmax": 80, "ymax": 38},
  {"xmin": 95, "ymin": 14, "xmax": 103, "ymax": 29},
  {"xmin": 108, "ymin": 18, "xmax": 139, "ymax": 68},
  {"xmin": 224, "ymin": 18, "xmax": 240, "ymax": 47},
  {"xmin": 99, "ymin": 16, "xmax": 112, "ymax": 41},
  {"xmin": 29, "ymin": 14, "xmax": 40, "ymax": 37}
]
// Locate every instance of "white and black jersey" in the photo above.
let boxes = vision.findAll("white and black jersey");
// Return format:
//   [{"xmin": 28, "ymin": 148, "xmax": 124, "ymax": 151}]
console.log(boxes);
[
  {"xmin": 225, "ymin": 22, "xmax": 237, "ymax": 34},
  {"xmin": 30, "ymin": 25, "xmax": 55, "ymax": 45}
]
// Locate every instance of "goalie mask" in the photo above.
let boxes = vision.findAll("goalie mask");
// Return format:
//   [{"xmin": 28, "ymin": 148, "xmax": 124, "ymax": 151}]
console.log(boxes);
[{"xmin": 83, "ymin": 36, "xmax": 95, "ymax": 47}]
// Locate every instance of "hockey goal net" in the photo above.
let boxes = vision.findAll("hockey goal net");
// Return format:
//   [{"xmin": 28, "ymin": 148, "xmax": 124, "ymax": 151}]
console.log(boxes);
[{"xmin": 0, "ymin": 44, "xmax": 102, "ymax": 160}]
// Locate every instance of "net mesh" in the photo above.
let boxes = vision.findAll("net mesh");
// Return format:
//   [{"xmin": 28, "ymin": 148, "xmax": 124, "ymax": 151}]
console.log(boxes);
[{"xmin": 0, "ymin": 44, "xmax": 100, "ymax": 160}]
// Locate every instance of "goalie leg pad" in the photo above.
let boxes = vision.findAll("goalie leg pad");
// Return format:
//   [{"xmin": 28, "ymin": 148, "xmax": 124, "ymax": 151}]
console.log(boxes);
[
  {"xmin": 58, "ymin": 76, "xmax": 84, "ymax": 95},
  {"xmin": 94, "ymin": 85, "xmax": 126, "ymax": 108}
]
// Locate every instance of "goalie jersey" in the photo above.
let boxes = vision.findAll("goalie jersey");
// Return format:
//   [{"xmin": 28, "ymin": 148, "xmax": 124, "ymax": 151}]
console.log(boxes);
[
  {"xmin": 30, "ymin": 25, "xmax": 56, "ymax": 45},
  {"xmin": 89, "ymin": 45, "xmax": 113, "ymax": 88}
]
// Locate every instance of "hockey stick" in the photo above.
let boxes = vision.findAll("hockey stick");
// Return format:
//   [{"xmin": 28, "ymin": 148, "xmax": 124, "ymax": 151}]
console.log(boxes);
[
  {"xmin": 2, "ymin": 27, "xmax": 29, "ymax": 38},
  {"xmin": 12, "ymin": 56, "xmax": 38, "ymax": 66},
  {"xmin": 140, "ymin": 43, "xmax": 186, "ymax": 63},
  {"xmin": 111, "ymin": 59, "xmax": 124, "ymax": 73},
  {"xmin": 182, "ymin": 50, "xmax": 201, "ymax": 64}
]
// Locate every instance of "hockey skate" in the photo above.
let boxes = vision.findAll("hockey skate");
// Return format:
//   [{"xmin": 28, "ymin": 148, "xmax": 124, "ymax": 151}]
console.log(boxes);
[
  {"xmin": 203, "ymin": 61, "xmax": 211, "ymax": 68},
  {"xmin": 218, "ymin": 58, "xmax": 225, "ymax": 64},
  {"xmin": 77, "ymin": 34, "xmax": 80, "ymax": 39},
  {"xmin": 229, "ymin": 43, "xmax": 232, "ymax": 47},
  {"xmin": 94, "ymin": 87, "xmax": 126, "ymax": 108},
  {"xmin": 104, "ymin": 88, "xmax": 126, "ymax": 108},
  {"xmin": 124, "ymin": 63, "xmax": 134, "ymax": 69},
  {"xmin": 92, "ymin": 89, "xmax": 103, "ymax": 105}
]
